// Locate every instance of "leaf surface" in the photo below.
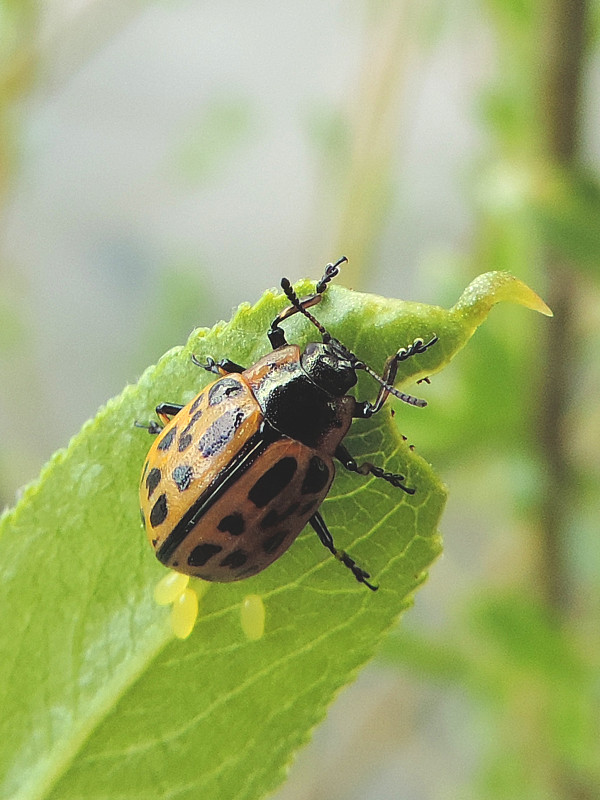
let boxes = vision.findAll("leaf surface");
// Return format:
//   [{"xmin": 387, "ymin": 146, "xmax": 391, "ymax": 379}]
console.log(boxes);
[{"xmin": 0, "ymin": 271, "xmax": 550, "ymax": 800}]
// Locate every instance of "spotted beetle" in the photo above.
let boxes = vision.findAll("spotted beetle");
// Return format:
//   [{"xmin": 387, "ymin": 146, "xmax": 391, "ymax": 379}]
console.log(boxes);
[{"xmin": 138, "ymin": 258, "xmax": 437, "ymax": 590}]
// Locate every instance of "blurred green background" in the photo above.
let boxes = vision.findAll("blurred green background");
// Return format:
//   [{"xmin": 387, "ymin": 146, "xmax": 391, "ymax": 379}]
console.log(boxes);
[{"xmin": 0, "ymin": 1, "xmax": 598, "ymax": 798}]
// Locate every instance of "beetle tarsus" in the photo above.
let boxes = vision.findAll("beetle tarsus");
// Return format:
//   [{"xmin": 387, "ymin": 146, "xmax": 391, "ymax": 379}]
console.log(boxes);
[
  {"xmin": 309, "ymin": 511, "xmax": 377, "ymax": 591},
  {"xmin": 134, "ymin": 420, "xmax": 163, "ymax": 435},
  {"xmin": 335, "ymin": 444, "xmax": 415, "ymax": 494}
]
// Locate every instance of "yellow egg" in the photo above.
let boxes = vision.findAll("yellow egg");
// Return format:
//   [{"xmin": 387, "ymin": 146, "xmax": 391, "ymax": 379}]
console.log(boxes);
[
  {"xmin": 240, "ymin": 594, "xmax": 265, "ymax": 641},
  {"xmin": 154, "ymin": 570, "xmax": 190, "ymax": 606},
  {"xmin": 171, "ymin": 586, "xmax": 199, "ymax": 639}
]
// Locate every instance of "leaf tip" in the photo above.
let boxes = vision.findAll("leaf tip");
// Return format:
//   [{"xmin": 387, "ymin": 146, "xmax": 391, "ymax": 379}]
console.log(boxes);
[
  {"xmin": 453, "ymin": 271, "xmax": 553, "ymax": 324},
  {"xmin": 535, "ymin": 298, "xmax": 554, "ymax": 318}
]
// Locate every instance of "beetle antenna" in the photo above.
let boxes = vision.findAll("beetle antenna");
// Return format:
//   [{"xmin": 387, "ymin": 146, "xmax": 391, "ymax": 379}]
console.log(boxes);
[
  {"xmin": 280, "ymin": 257, "xmax": 347, "ymax": 342},
  {"xmin": 281, "ymin": 258, "xmax": 426, "ymax": 407},
  {"xmin": 315, "ymin": 255, "xmax": 347, "ymax": 293},
  {"xmin": 354, "ymin": 361, "xmax": 428, "ymax": 408},
  {"xmin": 280, "ymin": 279, "xmax": 332, "ymax": 342}
]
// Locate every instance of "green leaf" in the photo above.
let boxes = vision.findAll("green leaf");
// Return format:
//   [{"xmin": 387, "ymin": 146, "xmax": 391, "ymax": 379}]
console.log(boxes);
[{"xmin": 0, "ymin": 271, "xmax": 551, "ymax": 800}]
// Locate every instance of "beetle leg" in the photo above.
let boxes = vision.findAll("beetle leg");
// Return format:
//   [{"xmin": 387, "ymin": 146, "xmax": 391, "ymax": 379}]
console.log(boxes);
[
  {"xmin": 268, "ymin": 257, "xmax": 347, "ymax": 350},
  {"xmin": 134, "ymin": 420, "xmax": 164, "ymax": 435},
  {"xmin": 268, "ymin": 292, "xmax": 323, "ymax": 349},
  {"xmin": 355, "ymin": 335, "xmax": 438, "ymax": 416},
  {"xmin": 335, "ymin": 443, "xmax": 415, "ymax": 495},
  {"xmin": 134, "ymin": 403, "xmax": 185, "ymax": 434},
  {"xmin": 309, "ymin": 511, "xmax": 378, "ymax": 591},
  {"xmin": 191, "ymin": 355, "xmax": 246, "ymax": 374},
  {"xmin": 155, "ymin": 402, "xmax": 185, "ymax": 426}
]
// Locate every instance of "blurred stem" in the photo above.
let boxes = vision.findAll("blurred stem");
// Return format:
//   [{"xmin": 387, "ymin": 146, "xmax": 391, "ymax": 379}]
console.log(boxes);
[
  {"xmin": 0, "ymin": 1, "xmax": 38, "ymax": 203},
  {"xmin": 537, "ymin": 0, "xmax": 589, "ymax": 618},
  {"xmin": 332, "ymin": 2, "xmax": 414, "ymax": 287}
]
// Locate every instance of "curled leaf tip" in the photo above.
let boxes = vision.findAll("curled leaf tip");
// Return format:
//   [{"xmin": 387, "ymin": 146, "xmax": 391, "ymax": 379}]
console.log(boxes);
[{"xmin": 452, "ymin": 271, "xmax": 553, "ymax": 327}]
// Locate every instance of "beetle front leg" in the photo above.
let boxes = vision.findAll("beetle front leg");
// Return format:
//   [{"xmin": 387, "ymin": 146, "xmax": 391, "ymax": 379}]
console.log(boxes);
[
  {"xmin": 309, "ymin": 511, "xmax": 377, "ymax": 591},
  {"xmin": 355, "ymin": 335, "xmax": 438, "ymax": 416},
  {"xmin": 267, "ymin": 256, "xmax": 347, "ymax": 350},
  {"xmin": 268, "ymin": 292, "xmax": 323, "ymax": 349},
  {"xmin": 335, "ymin": 443, "xmax": 415, "ymax": 495}
]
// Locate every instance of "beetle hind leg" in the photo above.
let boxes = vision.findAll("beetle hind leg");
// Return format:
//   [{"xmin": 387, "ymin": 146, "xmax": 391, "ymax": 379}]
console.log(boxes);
[
  {"xmin": 335, "ymin": 443, "xmax": 415, "ymax": 495},
  {"xmin": 155, "ymin": 402, "xmax": 185, "ymax": 426},
  {"xmin": 309, "ymin": 511, "xmax": 378, "ymax": 591}
]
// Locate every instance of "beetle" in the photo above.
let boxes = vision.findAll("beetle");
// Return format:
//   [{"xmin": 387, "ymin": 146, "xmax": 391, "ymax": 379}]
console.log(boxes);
[{"xmin": 138, "ymin": 258, "xmax": 437, "ymax": 590}]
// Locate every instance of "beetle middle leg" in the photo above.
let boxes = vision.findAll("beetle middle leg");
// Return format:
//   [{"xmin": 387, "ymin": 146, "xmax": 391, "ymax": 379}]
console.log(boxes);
[
  {"xmin": 335, "ymin": 443, "xmax": 415, "ymax": 495},
  {"xmin": 309, "ymin": 511, "xmax": 377, "ymax": 591},
  {"xmin": 191, "ymin": 355, "xmax": 246, "ymax": 375},
  {"xmin": 135, "ymin": 402, "xmax": 185, "ymax": 435}
]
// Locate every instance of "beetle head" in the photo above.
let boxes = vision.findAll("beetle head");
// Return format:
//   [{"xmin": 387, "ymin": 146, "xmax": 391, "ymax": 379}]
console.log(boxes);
[
  {"xmin": 301, "ymin": 340, "xmax": 358, "ymax": 396},
  {"xmin": 281, "ymin": 265, "xmax": 427, "ymax": 407}
]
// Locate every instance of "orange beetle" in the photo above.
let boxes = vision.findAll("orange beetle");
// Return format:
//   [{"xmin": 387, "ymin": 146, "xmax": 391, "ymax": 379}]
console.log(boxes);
[{"xmin": 138, "ymin": 258, "xmax": 436, "ymax": 589}]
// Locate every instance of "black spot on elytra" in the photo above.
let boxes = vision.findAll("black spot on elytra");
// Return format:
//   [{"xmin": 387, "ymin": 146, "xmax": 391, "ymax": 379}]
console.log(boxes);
[
  {"xmin": 198, "ymin": 409, "xmax": 245, "ymax": 457},
  {"xmin": 178, "ymin": 432, "xmax": 193, "ymax": 452},
  {"xmin": 180, "ymin": 411, "xmax": 203, "ymax": 440},
  {"xmin": 150, "ymin": 494, "xmax": 168, "ymax": 527},
  {"xmin": 188, "ymin": 542, "xmax": 222, "ymax": 566},
  {"xmin": 189, "ymin": 392, "xmax": 204, "ymax": 413},
  {"xmin": 237, "ymin": 564, "xmax": 261, "ymax": 577},
  {"xmin": 262, "ymin": 530, "xmax": 288, "ymax": 554},
  {"xmin": 177, "ymin": 412, "xmax": 202, "ymax": 453},
  {"xmin": 283, "ymin": 500, "xmax": 300, "ymax": 517},
  {"xmin": 146, "ymin": 467, "xmax": 161, "ymax": 498},
  {"xmin": 260, "ymin": 509, "xmax": 279, "ymax": 529},
  {"xmin": 157, "ymin": 427, "xmax": 176, "ymax": 451},
  {"xmin": 260, "ymin": 502, "xmax": 300, "ymax": 529},
  {"xmin": 248, "ymin": 457, "xmax": 297, "ymax": 508},
  {"xmin": 172, "ymin": 464, "xmax": 193, "ymax": 492},
  {"xmin": 301, "ymin": 456, "xmax": 330, "ymax": 495},
  {"xmin": 209, "ymin": 377, "xmax": 243, "ymax": 406},
  {"xmin": 217, "ymin": 512, "xmax": 245, "ymax": 536},
  {"xmin": 220, "ymin": 549, "xmax": 248, "ymax": 569},
  {"xmin": 188, "ymin": 409, "xmax": 203, "ymax": 426}
]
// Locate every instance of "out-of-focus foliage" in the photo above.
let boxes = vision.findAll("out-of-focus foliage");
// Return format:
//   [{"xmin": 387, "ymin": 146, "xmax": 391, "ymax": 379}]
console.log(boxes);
[
  {"xmin": 378, "ymin": 1, "xmax": 600, "ymax": 799},
  {"xmin": 0, "ymin": 0, "xmax": 36, "ymax": 197},
  {"xmin": 532, "ymin": 165, "xmax": 600, "ymax": 275},
  {"xmin": 382, "ymin": 592, "xmax": 600, "ymax": 799},
  {"xmin": 0, "ymin": 1, "xmax": 599, "ymax": 799}
]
